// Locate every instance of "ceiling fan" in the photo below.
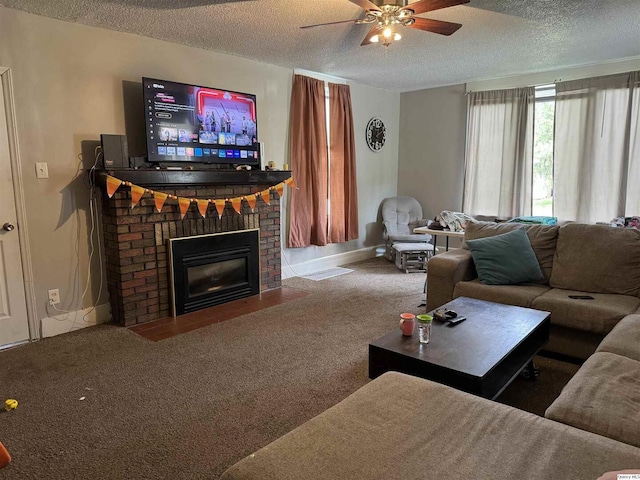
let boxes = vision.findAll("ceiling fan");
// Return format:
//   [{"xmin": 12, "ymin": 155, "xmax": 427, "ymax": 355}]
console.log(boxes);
[{"xmin": 301, "ymin": 0, "xmax": 470, "ymax": 47}]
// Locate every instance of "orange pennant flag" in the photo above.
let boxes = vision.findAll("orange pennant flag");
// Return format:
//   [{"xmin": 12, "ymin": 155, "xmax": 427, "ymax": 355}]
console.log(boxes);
[
  {"xmin": 285, "ymin": 177, "xmax": 297, "ymax": 189},
  {"xmin": 246, "ymin": 194, "xmax": 257, "ymax": 212},
  {"xmin": 260, "ymin": 189, "xmax": 271, "ymax": 206},
  {"xmin": 130, "ymin": 185, "xmax": 146, "ymax": 208},
  {"xmin": 178, "ymin": 197, "xmax": 191, "ymax": 220},
  {"xmin": 154, "ymin": 192, "xmax": 168, "ymax": 213},
  {"xmin": 275, "ymin": 183, "xmax": 284, "ymax": 197},
  {"xmin": 197, "ymin": 199, "xmax": 210, "ymax": 218},
  {"xmin": 214, "ymin": 199, "xmax": 226, "ymax": 219},
  {"xmin": 231, "ymin": 197, "xmax": 242, "ymax": 214},
  {"xmin": 106, "ymin": 175, "xmax": 123, "ymax": 198}
]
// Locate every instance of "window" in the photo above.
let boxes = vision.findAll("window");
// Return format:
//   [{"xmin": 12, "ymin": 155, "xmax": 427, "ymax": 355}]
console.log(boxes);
[
  {"xmin": 288, "ymin": 75, "xmax": 358, "ymax": 247},
  {"xmin": 532, "ymin": 85, "xmax": 555, "ymax": 217},
  {"xmin": 465, "ymin": 71, "xmax": 639, "ymax": 223}
]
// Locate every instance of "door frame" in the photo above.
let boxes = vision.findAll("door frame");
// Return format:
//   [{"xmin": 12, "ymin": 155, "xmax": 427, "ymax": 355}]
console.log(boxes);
[{"xmin": 1, "ymin": 66, "xmax": 38, "ymax": 341}]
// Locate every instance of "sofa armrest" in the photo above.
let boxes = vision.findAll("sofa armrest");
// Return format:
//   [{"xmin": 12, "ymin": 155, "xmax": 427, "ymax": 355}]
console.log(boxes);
[{"xmin": 426, "ymin": 249, "xmax": 477, "ymax": 311}]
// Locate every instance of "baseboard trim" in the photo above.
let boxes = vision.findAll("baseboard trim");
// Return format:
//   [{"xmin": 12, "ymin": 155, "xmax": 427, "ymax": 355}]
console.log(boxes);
[
  {"xmin": 40, "ymin": 303, "xmax": 112, "ymax": 338},
  {"xmin": 281, "ymin": 245, "xmax": 385, "ymax": 279}
]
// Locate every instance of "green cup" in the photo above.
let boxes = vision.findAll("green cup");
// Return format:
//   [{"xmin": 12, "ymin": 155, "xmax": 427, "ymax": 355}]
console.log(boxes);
[{"xmin": 416, "ymin": 315, "xmax": 432, "ymax": 344}]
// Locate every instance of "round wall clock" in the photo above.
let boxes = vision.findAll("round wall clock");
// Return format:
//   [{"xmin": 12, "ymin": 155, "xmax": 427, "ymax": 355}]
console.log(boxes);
[{"xmin": 366, "ymin": 117, "xmax": 386, "ymax": 152}]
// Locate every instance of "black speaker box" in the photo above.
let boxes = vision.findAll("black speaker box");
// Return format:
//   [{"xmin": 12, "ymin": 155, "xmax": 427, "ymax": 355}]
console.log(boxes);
[{"xmin": 100, "ymin": 134, "xmax": 129, "ymax": 168}]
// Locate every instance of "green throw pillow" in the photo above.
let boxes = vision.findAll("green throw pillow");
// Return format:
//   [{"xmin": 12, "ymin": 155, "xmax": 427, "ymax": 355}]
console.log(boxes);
[{"xmin": 466, "ymin": 228, "xmax": 544, "ymax": 285}]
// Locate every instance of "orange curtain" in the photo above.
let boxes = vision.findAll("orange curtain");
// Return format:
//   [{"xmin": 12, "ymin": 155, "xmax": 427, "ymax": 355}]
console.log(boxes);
[
  {"xmin": 288, "ymin": 75, "xmax": 329, "ymax": 247},
  {"xmin": 328, "ymin": 83, "xmax": 359, "ymax": 243}
]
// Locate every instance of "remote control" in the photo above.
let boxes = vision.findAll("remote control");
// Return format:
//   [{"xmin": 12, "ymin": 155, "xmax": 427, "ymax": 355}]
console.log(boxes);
[
  {"xmin": 447, "ymin": 316, "xmax": 466, "ymax": 325},
  {"xmin": 568, "ymin": 295, "xmax": 594, "ymax": 300}
]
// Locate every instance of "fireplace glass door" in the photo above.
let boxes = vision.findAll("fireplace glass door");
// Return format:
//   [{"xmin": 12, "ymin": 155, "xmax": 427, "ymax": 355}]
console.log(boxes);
[{"xmin": 169, "ymin": 229, "xmax": 260, "ymax": 316}]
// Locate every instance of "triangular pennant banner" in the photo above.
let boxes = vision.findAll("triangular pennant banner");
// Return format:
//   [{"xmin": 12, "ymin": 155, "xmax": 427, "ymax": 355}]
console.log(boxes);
[
  {"xmin": 246, "ymin": 194, "xmax": 257, "ymax": 212},
  {"xmin": 178, "ymin": 197, "xmax": 191, "ymax": 220},
  {"xmin": 107, "ymin": 176, "xmax": 291, "ymax": 217},
  {"xmin": 197, "ymin": 199, "xmax": 210, "ymax": 218},
  {"xmin": 130, "ymin": 185, "xmax": 146, "ymax": 208},
  {"xmin": 260, "ymin": 189, "xmax": 271, "ymax": 206},
  {"xmin": 214, "ymin": 199, "xmax": 226, "ymax": 219},
  {"xmin": 154, "ymin": 192, "xmax": 168, "ymax": 213},
  {"xmin": 231, "ymin": 197, "xmax": 242, "ymax": 215},
  {"xmin": 106, "ymin": 175, "xmax": 123, "ymax": 198}
]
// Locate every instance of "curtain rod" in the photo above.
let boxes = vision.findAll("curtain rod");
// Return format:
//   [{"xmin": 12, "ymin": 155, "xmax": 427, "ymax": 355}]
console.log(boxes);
[
  {"xmin": 465, "ymin": 80, "xmax": 561, "ymax": 95},
  {"xmin": 466, "ymin": 69, "xmax": 640, "ymax": 94}
]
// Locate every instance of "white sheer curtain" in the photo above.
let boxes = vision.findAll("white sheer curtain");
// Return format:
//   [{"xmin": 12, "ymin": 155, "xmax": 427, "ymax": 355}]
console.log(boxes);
[
  {"xmin": 463, "ymin": 87, "xmax": 535, "ymax": 218},
  {"xmin": 554, "ymin": 71, "xmax": 640, "ymax": 223}
]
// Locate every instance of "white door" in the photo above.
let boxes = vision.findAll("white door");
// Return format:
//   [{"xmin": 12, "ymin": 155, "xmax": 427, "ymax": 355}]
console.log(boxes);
[{"xmin": 0, "ymin": 74, "xmax": 30, "ymax": 347}]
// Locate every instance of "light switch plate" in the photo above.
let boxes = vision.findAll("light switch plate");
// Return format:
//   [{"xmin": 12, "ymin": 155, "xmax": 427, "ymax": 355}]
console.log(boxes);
[{"xmin": 35, "ymin": 162, "xmax": 49, "ymax": 179}]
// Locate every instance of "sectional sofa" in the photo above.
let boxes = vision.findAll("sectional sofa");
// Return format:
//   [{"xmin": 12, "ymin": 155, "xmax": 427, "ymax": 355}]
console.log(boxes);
[
  {"xmin": 218, "ymin": 222, "xmax": 640, "ymax": 479},
  {"xmin": 220, "ymin": 371, "xmax": 640, "ymax": 480},
  {"xmin": 427, "ymin": 221, "xmax": 640, "ymax": 360},
  {"xmin": 545, "ymin": 313, "xmax": 640, "ymax": 448}
]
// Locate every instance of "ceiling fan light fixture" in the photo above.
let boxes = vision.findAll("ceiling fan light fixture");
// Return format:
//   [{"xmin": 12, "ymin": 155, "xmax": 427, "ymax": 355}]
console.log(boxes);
[{"xmin": 370, "ymin": 28, "xmax": 400, "ymax": 46}]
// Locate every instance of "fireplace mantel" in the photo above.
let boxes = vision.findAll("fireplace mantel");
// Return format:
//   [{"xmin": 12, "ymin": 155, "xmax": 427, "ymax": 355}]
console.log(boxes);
[{"xmin": 100, "ymin": 168, "xmax": 291, "ymax": 187}]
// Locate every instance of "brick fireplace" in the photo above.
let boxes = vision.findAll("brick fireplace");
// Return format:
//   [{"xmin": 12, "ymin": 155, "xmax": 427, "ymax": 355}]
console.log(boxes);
[{"xmin": 99, "ymin": 170, "xmax": 288, "ymax": 326}]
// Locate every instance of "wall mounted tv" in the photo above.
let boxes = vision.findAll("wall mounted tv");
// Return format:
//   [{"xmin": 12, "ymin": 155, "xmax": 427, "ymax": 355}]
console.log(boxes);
[{"xmin": 143, "ymin": 77, "xmax": 259, "ymax": 165}]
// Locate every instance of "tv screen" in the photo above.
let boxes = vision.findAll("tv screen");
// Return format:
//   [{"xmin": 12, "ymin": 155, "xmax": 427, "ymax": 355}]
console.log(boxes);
[{"xmin": 143, "ymin": 77, "xmax": 259, "ymax": 165}]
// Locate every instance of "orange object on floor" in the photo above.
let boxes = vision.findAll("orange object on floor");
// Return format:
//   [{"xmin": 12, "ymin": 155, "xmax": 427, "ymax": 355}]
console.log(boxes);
[{"xmin": 0, "ymin": 442, "xmax": 11, "ymax": 468}]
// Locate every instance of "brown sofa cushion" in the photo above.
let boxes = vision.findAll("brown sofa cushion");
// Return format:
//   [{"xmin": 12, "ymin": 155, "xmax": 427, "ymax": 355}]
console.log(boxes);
[
  {"xmin": 550, "ymin": 223, "xmax": 640, "ymax": 296},
  {"xmin": 531, "ymin": 288, "xmax": 640, "ymax": 335},
  {"xmin": 546, "ymin": 352, "xmax": 640, "ymax": 447},
  {"xmin": 221, "ymin": 372, "xmax": 640, "ymax": 480},
  {"xmin": 454, "ymin": 279, "xmax": 549, "ymax": 307},
  {"xmin": 464, "ymin": 221, "xmax": 559, "ymax": 283},
  {"xmin": 596, "ymin": 314, "xmax": 640, "ymax": 361}
]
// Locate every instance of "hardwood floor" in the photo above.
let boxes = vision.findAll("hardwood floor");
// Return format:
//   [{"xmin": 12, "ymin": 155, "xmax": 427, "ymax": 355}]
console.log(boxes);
[{"xmin": 129, "ymin": 287, "xmax": 308, "ymax": 341}]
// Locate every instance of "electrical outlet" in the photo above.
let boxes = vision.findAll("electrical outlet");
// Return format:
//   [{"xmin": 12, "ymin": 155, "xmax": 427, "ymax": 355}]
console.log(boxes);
[
  {"xmin": 48, "ymin": 289, "xmax": 60, "ymax": 305},
  {"xmin": 35, "ymin": 162, "xmax": 49, "ymax": 179}
]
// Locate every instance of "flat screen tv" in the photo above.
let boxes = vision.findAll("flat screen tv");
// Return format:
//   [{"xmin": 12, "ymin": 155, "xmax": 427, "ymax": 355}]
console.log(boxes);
[{"xmin": 143, "ymin": 77, "xmax": 259, "ymax": 165}]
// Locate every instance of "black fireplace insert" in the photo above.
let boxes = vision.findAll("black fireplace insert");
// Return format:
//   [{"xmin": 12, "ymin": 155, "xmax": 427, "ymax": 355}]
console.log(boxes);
[{"xmin": 169, "ymin": 229, "xmax": 260, "ymax": 316}]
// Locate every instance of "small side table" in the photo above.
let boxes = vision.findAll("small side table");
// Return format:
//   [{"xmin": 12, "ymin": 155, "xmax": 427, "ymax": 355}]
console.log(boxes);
[{"xmin": 413, "ymin": 227, "xmax": 465, "ymax": 253}]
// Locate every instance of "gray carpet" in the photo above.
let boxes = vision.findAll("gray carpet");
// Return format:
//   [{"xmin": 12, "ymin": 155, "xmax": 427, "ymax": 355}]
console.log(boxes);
[{"xmin": 0, "ymin": 257, "xmax": 577, "ymax": 479}]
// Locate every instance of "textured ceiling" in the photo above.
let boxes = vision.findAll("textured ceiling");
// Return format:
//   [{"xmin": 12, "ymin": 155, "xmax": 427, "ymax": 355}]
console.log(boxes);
[{"xmin": 1, "ymin": 0, "xmax": 639, "ymax": 91}]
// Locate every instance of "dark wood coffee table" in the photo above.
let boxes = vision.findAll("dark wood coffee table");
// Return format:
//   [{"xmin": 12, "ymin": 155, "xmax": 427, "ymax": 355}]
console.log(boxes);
[{"xmin": 369, "ymin": 297, "xmax": 551, "ymax": 399}]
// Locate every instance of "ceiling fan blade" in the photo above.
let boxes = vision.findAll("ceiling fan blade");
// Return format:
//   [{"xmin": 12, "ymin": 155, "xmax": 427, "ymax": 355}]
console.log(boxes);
[
  {"xmin": 360, "ymin": 25, "xmax": 380, "ymax": 46},
  {"xmin": 104, "ymin": 0, "xmax": 254, "ymax": 8},
  {"xmin": 408, "ymin": 17, "xmax": 462, "ymax": 35},
  {"xmin": 405, "ymin": 0, "xmax": 470, "ymax": 16},
  {"xmin": 349, "ymin": 0, "xmax": 381, "ymax": 11},
  {"xmin": 300, "ymin": 19, "xmax": 359, "ymax": 29}
]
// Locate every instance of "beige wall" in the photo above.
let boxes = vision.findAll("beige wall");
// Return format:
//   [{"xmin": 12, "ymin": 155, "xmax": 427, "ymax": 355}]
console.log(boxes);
[
  {"xmin": 0, "ymin": 6, "xmax": 399, "ymax": 329},
  {"xmin": 397, "ymin": 84, "xmax": 467, "ymax": 221}
]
